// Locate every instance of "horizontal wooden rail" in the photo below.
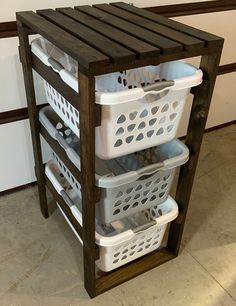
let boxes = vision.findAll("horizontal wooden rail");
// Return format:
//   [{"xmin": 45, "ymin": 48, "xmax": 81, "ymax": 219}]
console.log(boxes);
[
  {"xmin": 45, "ymin": 175, "xmax": 83, "ymax": 240},
  {"xmin": 40, "ymin": 123, "xmax": 82, "ymax": 183},
  {"xmin": 96, "ymin": 248, "xmax": 175, "ymax": 294}
]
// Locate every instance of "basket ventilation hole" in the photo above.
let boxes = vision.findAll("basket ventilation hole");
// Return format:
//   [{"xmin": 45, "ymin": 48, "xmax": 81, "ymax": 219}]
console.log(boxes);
[
  {"xmin": 130, "ymin": 251, "xmax": 135, "ymax": 256},
  {"xmin": 139, "ymin": 241, "xmax": 144, "ymax": 246},
  {"xmin": 113, "ymin": 259, "xmax": 119, "ymax": 264},
  {"xmin": 138, "ymin": 122, "xmax": 146, "ymax": 129},
  {"xmin": 147, "ymin": 130, "xmax": 154, "ymax": 138},
  {"xmin": 136, "ymin": 185, "xmax": 142, "ymax": 191},
  {"xmin": 122, "ymin": 249, "xmax": 128, "ymax": 254},
  {"xmin": 145, "ymin": 244, "xmax": 151, "ymax": 249},
  {"xmin": 62, "ymin": 108, "xmax": 66, "ymax": 115},
  {"xmin": 56, "ymin": 123, "xmax": 63, "ymax": 130},
  {"xmin": 129, "ymin": 112, "xmax": 138, "ymax": 121},
  {"xmin": 125, "ymin": 196, "xmax": 131, "ymax": 203},
  {"xmin": 136, "ymin": 133, "xmax": 144, "ymax": 141},
  {"xmin": 152, "ymin": 186, "xmax": 159, "ymax": 193},
  {"xmin": 126, "ymin": 187, "xmax": 133, "ymax": 194},
  {"xmin": 162, "ymin": 183, "xmax": 168, "ymax": 189},
  {"xmin": 164, "ymin": 175, "xmax": 170, "ymax": 181},
  {"xmin": 173, "ymin": 101, "xmax": 179, "ymax": 109},
  {"xmin": 123, "ymin": 205, "xmax": 130, "ymax": 211},
  {"xmin": 140, "ymin": 109, "xmax": 148, "ymax": 118},
  {"xmin": 117, "ymin": 114, "xmax": 127, "ymax": 125},
  {"xmin": 132, "ymin": 202, "xmax": 139, "ymax": 208},
  {"xmin": 116, "ymin": 127, "xmax": 125, "ymax": 135},
  {"xmin": 131, "ymin": 245, "xmax": 136, "ymax": 250},
  {"xmin": 151, "ymin": 106, "xmax": 159, "ymax": 115},
  {"xmin": 145, "ymin": 181, "xmax": 152, "ymax": 187},
  {"xmin": 150, "ymin": 195, "xmax": 157, "ymax": 201},
  {"xmin": 141, "ymin": 198, "xmax": 148, "ymax": 204},
  {"xmin": 143, "ymin": 190, "xmax": 149, "ymax": 196},
  {"xmin": 159, "ymin": 192, "xmax": 165, "ymax": 198},
  {"xmin": 114, "ymin": 200, "xmax": 122, "ymax": 207},
  {"xmin": 127, "ymin": 124, "xmax": 135, "ymax": 132},
  {"xmin": 114, "ymin": 139, "xmax": 123, "ymax": 147},
  {"xmin": 161, "ymin": 104, "xmax": 169, "ymax": 112},
  {"xmin": 170, "ymin": 113, "xmax": 177, "ymax": 121},
  {"xmin": 159, "ymin": 117, "xmax": 166, "ymax": 124},
  {"xmin": 134, "ymin": 194, "xmax": 140, "ymax": 199},
  {"xmin": 137, "ymin": 248, "xmax": 143, "ymax": 253},
  {"xmin": 113, "ymin": 209, "xmax": 120, "ymax": 215},
  {"xmin": 167, "ymin": 125, "xmax": 174, "ymax": 132},
  {"xmin": 149, "ymin": 118, "xmax": 157, "ymax": 126},
  {"xmin": 121, "ymin": 255, "xmax": 127, "ymax": 260},
  {"xmin": 156, "ymin": 128, "xmax": 164, "ymax": 136},
  {"xmin": 65, "ymin": 129, "xmax": 71, "ymax": 136},
  {"xmin": 126, "ymin": 136, "xmax": 134, "ymax": 144},
  {"xmin": 116, "ymin": 191, "xmax": 123, "ymax": 198},
  {"xmin": 114, "ymin": 252, "xmax": 120, "ymax": 257}
]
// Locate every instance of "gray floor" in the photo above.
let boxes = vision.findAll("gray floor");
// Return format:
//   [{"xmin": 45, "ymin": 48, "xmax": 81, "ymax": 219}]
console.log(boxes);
[{"xmin": 0, "ymin": 125, "xmax": 236, "ymax": 306}]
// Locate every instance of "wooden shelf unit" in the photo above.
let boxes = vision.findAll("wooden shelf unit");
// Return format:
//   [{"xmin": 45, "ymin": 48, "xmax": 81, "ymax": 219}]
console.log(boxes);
[{"xmin": 16, "ymin": 2, "xmax": 223, "ymax": 298}]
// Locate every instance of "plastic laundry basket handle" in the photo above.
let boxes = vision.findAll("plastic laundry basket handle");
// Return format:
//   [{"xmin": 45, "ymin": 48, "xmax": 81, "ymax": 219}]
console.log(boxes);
[
  {"xmin": 133, "ymin": 220, "xmax": 157, "ymax": 233},
  {"xmin": 143, "ymin": 80, "xmax": 175, "ymax": 93}
]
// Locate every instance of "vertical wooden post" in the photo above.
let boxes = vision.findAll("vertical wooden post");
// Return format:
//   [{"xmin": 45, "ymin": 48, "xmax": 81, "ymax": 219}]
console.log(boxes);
[
  {"xmin": 78, "ymin": 71, "xmax": 97, "ymax": 298},
  {"xmin": 167, "ymin": 45, "xmax": 223, "ymax": 254},
  {"xmin": 17, "ymin": 21, "xmax": 48, "ymax": 218}
]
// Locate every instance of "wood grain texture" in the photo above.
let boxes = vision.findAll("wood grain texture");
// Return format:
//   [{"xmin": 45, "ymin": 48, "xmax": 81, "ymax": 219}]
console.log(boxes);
[
  {"xmin": 78, "ymin": 72, "xmax": 97, "ymax": 298},
  {"xmin": 16, "ymin": 11, "xmax": 109, "ymax": 73},
  {"xmin": 113, "ymin": 2, "xmax": 222, "ymax": 47},
  {"xmin": 96, "ymin": 248, "xmax": 175, "ymax": 295},
  {"xmin": 57, "ymin": 7, "xmax": 160, "ymax": 60},
  {"xmin": 17, "ymin": 20, "xmax": 49, "ymax": 218},
  {"xmin": 95, "ymin": 4, "xmax": 205, "ymax": 51},
  {"xmin": 167, "ymin": 43, "xmax": 224, "ymax": 254},
  {"xmin": 37, "ymin": 9, "xmax": 136, "ymax": 64},
  {"xmin": 75, "ymin": 5, "xmax": 183, "ymax": 54}
]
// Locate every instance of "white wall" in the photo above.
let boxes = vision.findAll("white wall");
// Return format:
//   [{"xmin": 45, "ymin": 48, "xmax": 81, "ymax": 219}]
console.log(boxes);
[{"xmin": 1, "ymin": 1, "xmax": 236, "ymax": 191}]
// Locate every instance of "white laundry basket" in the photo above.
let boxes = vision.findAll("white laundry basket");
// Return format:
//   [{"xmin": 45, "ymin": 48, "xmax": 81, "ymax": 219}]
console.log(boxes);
[
  {"xmin": 32, "ymin": 37, "xmax": 202, "ymax": 159},
  {"xmin": 45, "ymin": 162, "xmax": 178, "ymax": 272},
  {"xmin": 40, "ymin": 106, "xmax": 188, "ymax": 224}
]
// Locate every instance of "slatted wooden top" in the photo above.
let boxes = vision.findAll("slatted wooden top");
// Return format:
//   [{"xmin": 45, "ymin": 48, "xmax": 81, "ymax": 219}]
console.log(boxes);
[{"xmin": 16, "ymin": 2, "xmax": 223, "ymax": 75}]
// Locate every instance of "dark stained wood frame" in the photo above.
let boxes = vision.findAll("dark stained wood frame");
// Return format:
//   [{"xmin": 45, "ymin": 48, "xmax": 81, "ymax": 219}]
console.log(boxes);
[
  {"xmin": 16, "ymin": 2, "xmax": 223, "ymax": 298},
  {"xmin": 1, "ymin": 0, "xmax": 235, "ymax": 127}
]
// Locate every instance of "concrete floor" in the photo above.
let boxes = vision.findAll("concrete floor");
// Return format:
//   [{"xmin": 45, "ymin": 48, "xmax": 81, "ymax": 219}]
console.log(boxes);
[{"xmin": 0, "ymin": 125, "xmax": 236, "ymax": 306}]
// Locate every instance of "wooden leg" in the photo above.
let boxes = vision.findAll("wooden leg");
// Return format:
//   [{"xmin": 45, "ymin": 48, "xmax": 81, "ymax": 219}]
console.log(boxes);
[
  {"xmin": 167, "ymin": 45, "xmax": 223, "ymax": 254},
  {"xmin": 17, "ymin": 21, "xmax": 48, "ymax": 218},
  {"xmin": 78, "ymin": 71, "xmax": 97, "ymax": 298}
]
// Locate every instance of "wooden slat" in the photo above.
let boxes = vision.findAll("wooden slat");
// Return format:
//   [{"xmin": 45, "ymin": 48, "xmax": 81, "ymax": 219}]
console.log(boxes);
[
  {"xmin": 57, "ymin": 7, "xmax": 160, "ymax": 60},
  {"xmin": 95, "ymin": 4, "xmax": 204, "ymax": 51},
  {"xmin": 75, "ymin": 5, "xmax": 183, "ymax": 54},
  {"xmin": 16, "ymin": 11, "xmax": 110, "ymax": 73},
  {"xmin": 37, "ymin": 9, "xmax": 135, "ymax": 64},
  {"xmin": 112, "ymin": 2, "xmax": 223, "ymax": 47},
  {"xmin": 96, "ymin": 248, "xmax": 175, "ymax": 295}
]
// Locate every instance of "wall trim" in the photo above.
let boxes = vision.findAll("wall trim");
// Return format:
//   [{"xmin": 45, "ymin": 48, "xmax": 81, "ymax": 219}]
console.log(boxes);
[
  {"xmin": 0, "ymin": 0, "xmax": 236, "ymax": 125},
  {"xmin": 145, "ymin": 0, "xmax": 236, "ymax": 17}
]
